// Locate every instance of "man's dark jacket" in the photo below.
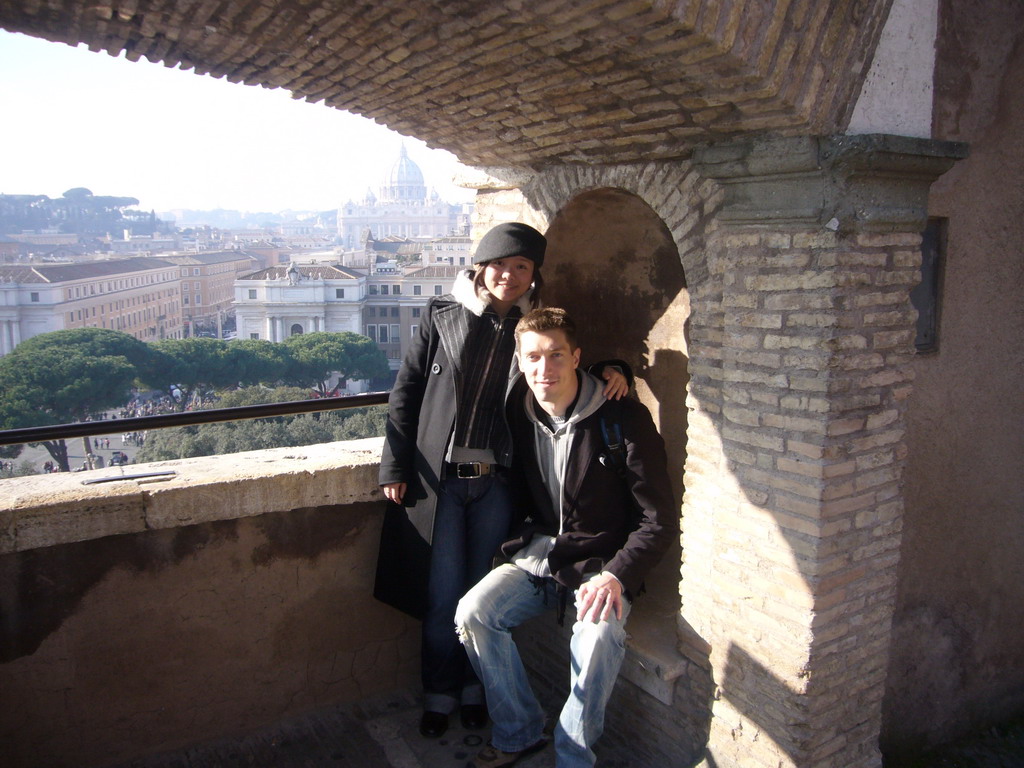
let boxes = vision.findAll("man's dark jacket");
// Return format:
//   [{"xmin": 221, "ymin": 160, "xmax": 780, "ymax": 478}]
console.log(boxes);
[{"xmin": 503, "ymin": 374, "xmax": 677, "ymax": 599}]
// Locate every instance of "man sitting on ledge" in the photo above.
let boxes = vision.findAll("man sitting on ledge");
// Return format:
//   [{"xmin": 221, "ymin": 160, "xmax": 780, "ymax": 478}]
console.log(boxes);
[{"xmin": 456, "ymin": 307, "xmax": 677, "ymax": 768}]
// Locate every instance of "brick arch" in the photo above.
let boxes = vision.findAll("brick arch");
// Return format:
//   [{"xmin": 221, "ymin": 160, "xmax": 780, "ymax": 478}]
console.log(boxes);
[
  {"xmin": 0, "ymin": 1, "xmax": 894, "ymax": 168},
  {"xmin": 523, "ymin": 161, "xmax": 719, "ymax": 289},
  {"xmin": 536, "ymin": 181, "xmax": 691, "ymax": 604}
]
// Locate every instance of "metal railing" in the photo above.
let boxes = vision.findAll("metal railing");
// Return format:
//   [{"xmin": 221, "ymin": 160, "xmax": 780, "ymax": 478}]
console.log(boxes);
[{"xmin": 0, "ymin": 392, "xmax": 391, "ymax": 447}]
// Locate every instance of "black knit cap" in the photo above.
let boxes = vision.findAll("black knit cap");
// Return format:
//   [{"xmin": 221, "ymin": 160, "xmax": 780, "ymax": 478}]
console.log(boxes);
[{"xmin": 472, "ymin": 222, "xmax": 546, "ymax": 268}]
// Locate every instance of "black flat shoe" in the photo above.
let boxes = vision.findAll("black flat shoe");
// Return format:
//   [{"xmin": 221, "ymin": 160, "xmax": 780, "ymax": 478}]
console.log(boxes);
[
  {"xmin": 419, "ymin": 710, "xmax": 449, "ymax": 738},
  {"xmin": 460, "ymin": 703, "xmax": 488, "ymax": 730}
]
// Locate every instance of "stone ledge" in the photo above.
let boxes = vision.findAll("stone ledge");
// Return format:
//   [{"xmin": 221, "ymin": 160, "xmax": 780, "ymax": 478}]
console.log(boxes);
[
  {"xmin": 0, "ymin": 437, "xmax": 386, "ymax": 555},
  {"xmin": 693, "ymin": 133, "xmax": 969, "ymax": 230},
  {"xmin": 621, "ymin": 599, "xmax": 692, "ymax": 706},
  {"xmin": 1, "ymin": 436, "xmax": 692, "ymax": 715}
]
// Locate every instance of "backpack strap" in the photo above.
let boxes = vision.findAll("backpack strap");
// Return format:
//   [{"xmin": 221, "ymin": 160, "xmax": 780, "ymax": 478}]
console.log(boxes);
[
  {"xmin": 599, "ymin": 399, "xmax": 628, "ymax": 481},
  {"xmin": 598, "ymin": 399, "xmax": 648, "ymax": 598}
]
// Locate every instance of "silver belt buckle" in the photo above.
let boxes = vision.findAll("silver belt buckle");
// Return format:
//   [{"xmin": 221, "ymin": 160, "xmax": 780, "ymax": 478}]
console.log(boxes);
[{"xmin": 457, "ymin": 462, "xmax": 487, "ymax": 478}]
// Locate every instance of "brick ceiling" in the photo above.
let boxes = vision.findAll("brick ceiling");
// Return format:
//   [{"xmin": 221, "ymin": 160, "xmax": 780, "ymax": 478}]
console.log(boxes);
[{"xmin": 1, "ymin": 0, "xmax": 894, "ymax": 170}]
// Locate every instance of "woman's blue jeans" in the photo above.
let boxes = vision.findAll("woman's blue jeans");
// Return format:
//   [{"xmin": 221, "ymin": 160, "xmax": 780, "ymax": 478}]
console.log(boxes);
[
  {"xmin": 455, "ymin": 564, "xmax": 631, "ymax": 768},
  {"xmin": 423, "ymin": 473, "xmax": 513, "ymax": 714}
]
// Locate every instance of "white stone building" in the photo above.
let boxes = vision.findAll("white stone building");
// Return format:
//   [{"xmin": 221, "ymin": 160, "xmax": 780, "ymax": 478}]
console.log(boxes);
[
  {"xmin": 233, "ymin": 262, "xmax": 366, "ymax": 342},
  {"xmin": 234, "ymin": 261, "xmax": 462, "ymax": 385},
  {"xmin": 0, "ymin": 258, "xmax": 186, "ymax": 354},
  {"xmin": 336, "ymin": 145, "xmax": 469, "ymax": 250},
  {"xmin": 420, "ymin": 234, "xmax": 472, "ymax": 266}
]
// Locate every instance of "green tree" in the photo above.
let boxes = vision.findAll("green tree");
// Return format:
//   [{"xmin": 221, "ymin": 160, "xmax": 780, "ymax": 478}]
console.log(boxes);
[
  {"xmin": 0, "ymin": 329, "xmax": 144, "ymax": 471},
  {"xmin": 13, "ymin": 327, "xmax": 153, "ymax": 370},
  {"xmin": 282, "ymin": 332, "xmax": 389, "ymax": 395},
  {"xmin": 331, "ymin": 406, "xmax": 387, "ymax": 441},
  {"xmin": 53, "ymin": 187, "xmax": 141, "ymax": 236},
  {"xmin": 226, "ymin": 338, "xmax": 293, "ymax": 387},
  {"xmin": 215, "ymin": 386, "xmax": 311, "ymax": 408},
  {"xmin": 135, "ymin": 388, "xmax": 386, "ymax": 463},
  {"xmin": 147, "ymin": 337, "xmax": 241, "ymax": 410}
]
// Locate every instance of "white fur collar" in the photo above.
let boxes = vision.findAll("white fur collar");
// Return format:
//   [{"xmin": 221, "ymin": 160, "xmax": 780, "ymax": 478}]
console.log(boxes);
[{"xmin": 451, "ymin": 269, "xmax": 534, "ymax": 317}]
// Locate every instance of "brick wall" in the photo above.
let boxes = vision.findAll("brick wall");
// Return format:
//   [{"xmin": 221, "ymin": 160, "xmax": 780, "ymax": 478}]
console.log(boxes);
[
  {"xmin": 686, "ymin": 227, "xmax": 922, "ymax": 768},
  {"xmin": 0, "ymin": 1, "xmax": 895, "ymax": 168},
  {"xmin": 469, "ymin": 134, "xmax": 964, "ymax": 768}
]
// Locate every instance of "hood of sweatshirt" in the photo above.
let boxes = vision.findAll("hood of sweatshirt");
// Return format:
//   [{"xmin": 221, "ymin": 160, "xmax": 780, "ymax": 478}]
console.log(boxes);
[{"xmin": 523, "ymin": 370, "xmax": 607, "ymax": 531}]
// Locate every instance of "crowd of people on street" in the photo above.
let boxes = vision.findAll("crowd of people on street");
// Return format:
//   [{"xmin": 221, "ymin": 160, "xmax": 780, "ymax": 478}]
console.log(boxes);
[
  {"xmin": 120, "ymin": 432, "xmax": 147, "ymax": 447},
  {"xmin": 118, "ymin": 393, "xmax": 180, "ymax": 419},
  {"xmin": 2, "ymin": 394, "xmax": 169, "ymax": 476}
]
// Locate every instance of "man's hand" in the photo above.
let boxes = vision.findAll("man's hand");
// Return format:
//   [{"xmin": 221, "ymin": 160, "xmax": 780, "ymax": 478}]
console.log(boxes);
[
  {"xmin": 576, "ymin": 572, "xmax": 624, "ymax": 623},
  {"xmin": 382, "ymin": 482, "xmax": 406, "ymax": 504},
  {"xmin": 601, "ymin": 367, "xmax": 629, "ymax": 400}
]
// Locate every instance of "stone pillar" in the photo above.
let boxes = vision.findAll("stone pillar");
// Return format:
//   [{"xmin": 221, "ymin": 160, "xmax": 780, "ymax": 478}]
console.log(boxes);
[
  {"xmin": 453, "ymin": 166, "xmax": 548, "ymax": 242},
  {"xmin": 687, "ymin": 135, "xmax": 966, "ymax": 768}
]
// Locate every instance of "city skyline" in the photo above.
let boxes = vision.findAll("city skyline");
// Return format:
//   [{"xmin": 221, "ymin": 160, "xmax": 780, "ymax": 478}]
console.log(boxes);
[{"xmin": 0, "ymin": 30, "xmax": 475, "ymax": 216}]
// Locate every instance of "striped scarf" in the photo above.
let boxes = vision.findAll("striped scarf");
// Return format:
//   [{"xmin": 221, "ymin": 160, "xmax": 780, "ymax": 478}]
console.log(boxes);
[{"xmin": 450, "ymin": 306, "xmax": 521, "ymax": 451}]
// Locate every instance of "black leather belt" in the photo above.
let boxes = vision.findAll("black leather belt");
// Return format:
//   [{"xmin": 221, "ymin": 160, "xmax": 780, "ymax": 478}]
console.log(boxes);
[{"xmin": 445, "ymin": 462, "xmax": 506, "ymax": 479}]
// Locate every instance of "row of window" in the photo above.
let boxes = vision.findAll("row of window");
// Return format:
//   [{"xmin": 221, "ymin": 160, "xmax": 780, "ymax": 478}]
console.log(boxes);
[
  {"xmin": 54, "ymin": 270, "xmax": 235, "ymax": 303},
  {"xmin": 368, "ymin": 284, "xmax": 442, "ymax": 296},
  {"xmin": 245, "ymin": 286, "xmax": 441, "ymax": 300},
  {"xmin": 65, "ymin": 271, "xmax": 177, "ymax": 299},
  {"xmin": 366, "ymin": 307, "xmax": 422, "ymax": 318},
  {"xmin": 68, "ymin": 303, "xmax": 177, "ymax": 328},
  {"xmin": 58, "ymin": 291, "xmax": 174, "ymax": 315},
  {"xmin": 364, "ymin": 323, "xmax": 418, "ymax": 344}
]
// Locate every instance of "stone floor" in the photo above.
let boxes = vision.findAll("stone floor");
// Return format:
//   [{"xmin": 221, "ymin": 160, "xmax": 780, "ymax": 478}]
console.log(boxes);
[
  {"xmin": 113, "ymin": 689, "xmax": 1024, "ymax": 768},
  {"xmin": 114, "ymin": 689, "xmax": 554, "ymax": 768}
]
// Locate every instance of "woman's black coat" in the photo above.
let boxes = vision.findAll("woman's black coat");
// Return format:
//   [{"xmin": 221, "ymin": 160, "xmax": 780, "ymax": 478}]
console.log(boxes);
[{"xmin": 374, "ymin": 290, "xmax": 519, "ymax": 617}]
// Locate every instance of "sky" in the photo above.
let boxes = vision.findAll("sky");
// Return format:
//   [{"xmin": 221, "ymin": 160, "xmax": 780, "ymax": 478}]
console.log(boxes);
[{"xmin": 0, "ymin": 30, "xmax": 475, "ymax": 214}]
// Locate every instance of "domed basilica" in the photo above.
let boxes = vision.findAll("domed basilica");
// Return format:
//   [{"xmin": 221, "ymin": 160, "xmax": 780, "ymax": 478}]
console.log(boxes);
[{"xmin": 336, "ymin": 145, "xmax": 469, "ymax": 250}]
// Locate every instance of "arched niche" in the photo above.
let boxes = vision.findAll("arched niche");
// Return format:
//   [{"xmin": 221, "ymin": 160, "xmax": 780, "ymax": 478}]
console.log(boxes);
[{"xmin": 543, "ymin": 187, "xmax": 689, "ymax": 609}]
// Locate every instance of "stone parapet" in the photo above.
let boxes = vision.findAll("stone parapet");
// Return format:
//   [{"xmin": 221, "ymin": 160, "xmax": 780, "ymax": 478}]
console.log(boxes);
[
  {"xmin": 0, "ymin": 438, "xmax": 422, "ymax": 768},
  {"xmin": 1, "ymin": 437, "xmax": 385, "ymax": 555}
]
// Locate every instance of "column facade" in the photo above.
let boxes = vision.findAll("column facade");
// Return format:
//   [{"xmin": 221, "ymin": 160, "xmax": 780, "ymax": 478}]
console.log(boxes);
[{"xmin": 687, "ymin": 135, "xmax": 966, "ymax": 768}]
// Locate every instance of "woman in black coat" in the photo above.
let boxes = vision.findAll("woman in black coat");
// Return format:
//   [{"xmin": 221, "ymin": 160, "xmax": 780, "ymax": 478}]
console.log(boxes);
[{"xmin": 376, "ymin": 222, "xmax": 627, "ymax": 738}]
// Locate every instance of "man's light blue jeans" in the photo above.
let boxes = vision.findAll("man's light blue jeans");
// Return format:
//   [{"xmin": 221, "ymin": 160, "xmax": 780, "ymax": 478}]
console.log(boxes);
[{"xmin": 455, "ymin": 563, "xmax": 631, "ymax": 768}]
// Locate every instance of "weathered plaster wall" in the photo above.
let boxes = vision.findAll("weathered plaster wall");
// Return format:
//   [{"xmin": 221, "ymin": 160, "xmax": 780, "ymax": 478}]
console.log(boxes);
[
  {"xmin": 883, "ymin": 0, "xmax": 1024, "ymax": 756},
  {"xmin": 847, "ymin": 0, "xmax": 937, "ymax": 138}
]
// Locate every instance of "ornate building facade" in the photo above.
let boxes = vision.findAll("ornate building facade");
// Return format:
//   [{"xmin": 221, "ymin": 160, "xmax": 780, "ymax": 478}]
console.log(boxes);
[
  {"xmin": 233, "ymin": 260, "xmax": 461, "ymax": 387},
  {"xmin": 0, "ymin": 258, "xmax": 186, "ymax": 353},
  {"xmin": 336, "ymin": 145, "xmax": 469, "ymax": 251},
  {"xmin": 233, "ymin": 262, "xmax": 366, "ymax": 342}
]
